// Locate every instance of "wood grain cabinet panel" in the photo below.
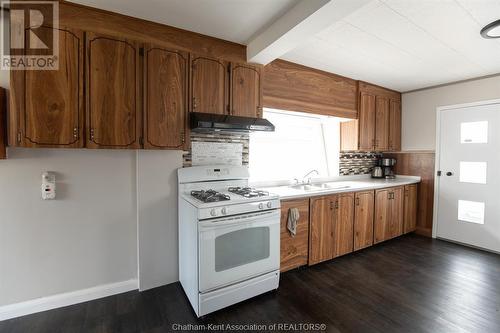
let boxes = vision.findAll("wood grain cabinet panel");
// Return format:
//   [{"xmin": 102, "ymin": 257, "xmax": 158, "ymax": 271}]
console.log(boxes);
[
  {"xmin": 0, "ymin": 88, "xmax": 6, "ymax": 159},
  {"xmin": 375, "ymin": 96, "xmax": 390, "ymax": 151},
  {"xmin": 388, "ymin": 99, "xmax": 401, "ymax": 151},
  {"xmin": 11, "ymin": 27, "xmax": 84, "ymax": 147},
  {"xmin": 86, "ymin": 32, "xmax": 141, "ymax": 148},
  {"xmin": 375, "ymin": 187, "xmax": 404, "ymax": 243},
  {"xmin": 403, "ymin": 184, "xmax": 418, "ymax": 233},
  {"xmin": 309, "ymin": 196, "xmax": 335, "ymax": 265},
  {"xmin": 354, "ymin": 191, "xmax": 374, "ymax": 251},
  {"xmin": 230, "ymin": 64, "xmax": 262, "ymax": 118},
  {"xmin": 190, "ymin": 55, "xmax": 228, "ymax": 114},
  {"xmin": 280, "ymin": 199, "xmax": 310, "ymax": 272},
  {"xmin": 358, "ymin": 92, "xmax": 376, "ymax": 151},
  {"xmin": 144, "ymin": 46, "xmax": 188, "ymax": 149},
  {"xmin": 333, "ymin": 193, "xmax": 355, "ymax": 258}
]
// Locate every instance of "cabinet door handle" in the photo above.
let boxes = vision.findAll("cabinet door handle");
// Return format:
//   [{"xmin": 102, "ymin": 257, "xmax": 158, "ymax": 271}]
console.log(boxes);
[
  {"xmin": 335, "ymin": 201, "xmax": 339, "ymax": 209},
  {"xmin": 330, "ymin": 201, "xmax": 334, "ymax": 210},
  {"xmin": 192, "ymin": 97, "xmax": 197, "ymax": 110},
  {"xmin": 355, "ymin": 197, "xmax": 360, "ymax": 206}
]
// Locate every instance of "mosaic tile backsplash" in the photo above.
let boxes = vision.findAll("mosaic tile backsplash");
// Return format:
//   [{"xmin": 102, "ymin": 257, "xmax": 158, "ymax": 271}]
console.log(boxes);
[
  {"xmin": 339, "ymin": 151, "xmax": 382, "ymax": 175},
  {"xmin": 183, "ymin": 131, "xmax": 250, "ymax": 167}
]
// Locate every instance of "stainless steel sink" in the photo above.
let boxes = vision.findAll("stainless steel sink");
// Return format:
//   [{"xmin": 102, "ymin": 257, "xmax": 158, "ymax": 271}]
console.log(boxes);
[{"xmin": 288, "ymin": 184, "xmax": 322, "ymax": 191}]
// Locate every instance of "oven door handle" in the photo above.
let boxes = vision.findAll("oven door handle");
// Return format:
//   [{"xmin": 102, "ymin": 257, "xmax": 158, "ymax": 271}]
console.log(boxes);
[{"xmin": 199, "ymin": 210, "xmax": 280, "ymax": 230}]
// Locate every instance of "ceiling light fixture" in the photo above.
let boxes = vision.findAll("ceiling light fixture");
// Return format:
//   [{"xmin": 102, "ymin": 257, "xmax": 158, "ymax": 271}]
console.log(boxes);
[{"xmin": 480, "ymin": 19, "xmax": 500, "ymax": 39}]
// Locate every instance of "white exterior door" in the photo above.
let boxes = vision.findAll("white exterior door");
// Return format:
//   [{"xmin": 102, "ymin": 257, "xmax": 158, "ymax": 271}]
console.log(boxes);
[{"xmin": 436, "ymin": 101, "xmax": 500, "ymax": 253}]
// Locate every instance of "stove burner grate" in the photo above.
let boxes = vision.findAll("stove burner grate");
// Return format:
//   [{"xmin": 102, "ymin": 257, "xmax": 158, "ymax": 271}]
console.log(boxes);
[
  {"xmin": 228, "ymin": 187, "xmax": 269, "ymax": 198},
  {"xmin": 190, "ymin": 190, "xmax": 230, "ymax": 203}
]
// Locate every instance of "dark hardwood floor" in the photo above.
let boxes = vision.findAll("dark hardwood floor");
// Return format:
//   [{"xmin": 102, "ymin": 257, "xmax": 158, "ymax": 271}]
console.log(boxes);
[{"xmin": 1, "ymin": 234, "xmax": 499, "ymax": 333}]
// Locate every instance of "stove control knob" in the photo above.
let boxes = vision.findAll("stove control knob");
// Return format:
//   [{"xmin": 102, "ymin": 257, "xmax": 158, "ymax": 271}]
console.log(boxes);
[
  {"xmin": 221, "ymin": 207, "xmax": 227, "ymax": 215},
  {"xmin": 267, "ymin": 202, "xmax": 272, "ymax": 209},
  {"xmin": 258, "ymin": 203, "xmax": 264, "ymax": 210},
  {"xmin": 210, "ymin": 209, "xmax": 217, "ymax": 217}
]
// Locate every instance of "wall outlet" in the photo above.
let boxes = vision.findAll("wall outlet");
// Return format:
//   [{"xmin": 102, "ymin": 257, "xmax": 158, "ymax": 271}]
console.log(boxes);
[{"xmin": 41, "ymin": 172, "xmax": 56, "ymax": 200}]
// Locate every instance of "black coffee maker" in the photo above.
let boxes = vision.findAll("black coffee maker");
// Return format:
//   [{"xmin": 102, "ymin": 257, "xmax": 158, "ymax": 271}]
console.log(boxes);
[{"xmin": 380, "ymin": 158, "xmax": 396, "ymax": 179}]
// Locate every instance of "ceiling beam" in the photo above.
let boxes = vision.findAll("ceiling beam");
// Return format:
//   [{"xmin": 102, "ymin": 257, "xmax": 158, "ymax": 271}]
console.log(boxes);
[{"xmin": 246, "ymin": 0, "xmax": 371, "ymax": 65}]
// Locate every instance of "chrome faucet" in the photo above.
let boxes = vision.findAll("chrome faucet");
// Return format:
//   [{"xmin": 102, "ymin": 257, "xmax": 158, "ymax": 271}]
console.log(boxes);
[{"xmin": 302, "ymin": 169, "xmax": 319, "ymax": 185}]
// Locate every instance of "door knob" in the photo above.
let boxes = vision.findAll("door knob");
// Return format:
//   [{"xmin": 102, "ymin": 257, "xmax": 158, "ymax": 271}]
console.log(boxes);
[{"xmin": 446, "ymin": 172, "xmax": 453, "ymax": 176}]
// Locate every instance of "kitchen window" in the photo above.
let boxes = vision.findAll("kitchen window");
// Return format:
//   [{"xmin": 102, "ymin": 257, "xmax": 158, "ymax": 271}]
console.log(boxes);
[{"xmin": 249, "ymin": 108, "xmax": 342, "ymax": 183}]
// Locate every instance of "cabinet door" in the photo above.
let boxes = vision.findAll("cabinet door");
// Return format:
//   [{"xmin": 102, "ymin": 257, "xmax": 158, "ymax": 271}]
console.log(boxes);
[
  {"xmin": 374, "ymin": 189, "xmax": 391, "ymax": 243},
  {"xmin": 86, "ymin": 32, "xmax": 141, "ymax": 148},
  {"xmin": 21, "ymin": 27, "xmax": 84, "ymax": 147},
  {"xmin": 144, "ymin": 46, "xmax": 188, "ymax": 149},
  {"xmin": 230, "ymin": 64, "xmax": 262, "ymax": 118},
  {"xmin": 375, "ymin": 96, "xmax": 390, "ymax": 151},
  {"xmin": 190, "ymin": 56, "xmax": 228, "ymax": 114},
  {"xmin": 0, "ymin": 88, "xmax": 5, "ymax": 159},
  {"xmin": 403, "ymin": 184, "xmax": 418, "ymax": 233},
  {"xmin": 280, "ymin": 199, "xmax": 310, "ymax": 272},
  {"xmin": 333, "ymin": 193, "xmax": 354, "ymax": 257},
  {"xmin": 390, "ymin": 187, "xmax": 404, "ymax": 237},
  {"xmin": 309, "ymin": 196, "xmax": 335, "ymax": 265},
  {"xmin": 354, "ymin": 191, "xmax": 374, "ymax": 251},
  {"xmin": 358, "ymin": 92, "xmax": 376, "ymax": 150},
  {"xmin": 388, "ymin": 99, "xmax": 401, "ymax": 151}
]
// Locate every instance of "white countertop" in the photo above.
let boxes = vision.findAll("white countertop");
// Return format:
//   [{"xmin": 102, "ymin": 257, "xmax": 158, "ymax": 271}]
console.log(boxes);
[{"xmin": 261, "ymin": 175, "xmax": 421, "ymax": 200}]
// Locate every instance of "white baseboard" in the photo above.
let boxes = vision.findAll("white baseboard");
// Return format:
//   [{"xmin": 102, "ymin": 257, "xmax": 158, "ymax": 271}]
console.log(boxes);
[{"xmin": 0, "ymin": 279, "xmax": 138, "ymax": 321}]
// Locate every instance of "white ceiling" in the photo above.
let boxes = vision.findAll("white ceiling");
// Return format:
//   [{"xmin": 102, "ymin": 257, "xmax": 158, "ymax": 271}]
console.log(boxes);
[
  {"xmin": 67, "ymin": 0, "xmax": 299, "ymax": 44},
  {"xmin": 282, "ymin": 0, "xmax": 500, "ymax": 91},
  {"xmin": 69, "ymin": 0, "xmax": 500, "ymax": 92}
]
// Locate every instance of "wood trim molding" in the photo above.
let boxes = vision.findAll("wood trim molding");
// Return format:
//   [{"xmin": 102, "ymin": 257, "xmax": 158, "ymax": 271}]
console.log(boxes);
[{"xmin": 0, "ymin": 88, "xmax": 5, "ymax": 159}]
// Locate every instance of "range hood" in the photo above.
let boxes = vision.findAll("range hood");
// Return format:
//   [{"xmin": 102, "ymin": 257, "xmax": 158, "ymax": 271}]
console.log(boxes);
[{"xmin": 190, "ymin": 112, "xmax": 275, "ymax": 132}]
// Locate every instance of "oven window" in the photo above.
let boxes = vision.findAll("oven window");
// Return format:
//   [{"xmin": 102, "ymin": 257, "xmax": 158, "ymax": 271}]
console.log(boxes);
[{"xmin": 215, "ymin": 227, "xmax": 270, "ymax": 272}]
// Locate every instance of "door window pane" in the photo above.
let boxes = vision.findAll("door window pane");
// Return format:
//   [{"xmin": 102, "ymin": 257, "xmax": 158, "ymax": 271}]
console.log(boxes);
[
  {"xmin": 458, "ymin": 200, "xmax": 485, "ymax": 224},
  {"xmin": 215, "ymin": 227, "xmax": 270, "ymax": 272},
  {"xmin": 459, "ymin": 162, "xmax": 487, "ymax": 184},
  {"xmin": 460, "ymin": 121, "xmax": 488, "ymax": 143}
]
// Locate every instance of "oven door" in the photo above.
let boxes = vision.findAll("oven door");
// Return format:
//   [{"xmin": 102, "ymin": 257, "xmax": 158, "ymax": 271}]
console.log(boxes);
[{"xmin": 198, "ymin": 209, "xmax": 280, "ymax": 293}]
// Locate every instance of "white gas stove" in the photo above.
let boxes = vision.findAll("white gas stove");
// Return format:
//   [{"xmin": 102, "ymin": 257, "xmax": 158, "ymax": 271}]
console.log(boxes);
[{"xmin": 178, "ymin": 165, "xmax": 281, "ymax": 317}]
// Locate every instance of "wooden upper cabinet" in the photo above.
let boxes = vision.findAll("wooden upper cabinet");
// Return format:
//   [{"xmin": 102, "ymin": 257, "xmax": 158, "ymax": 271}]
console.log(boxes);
[
  {"xmin": 403, "ymin": 184, "xmax": 418, "ymax": 233},
  {"xmin": 86, "ymin": 32, "xmax": 141, "ymax": 148},
  {"xmin": 144, "ymin": 45, "xmax": 188, "ymax": 149},
  {"xmin": 375, "ymin": 96, "xmax": 390, "ymax": 151},
  {"xmin": 354, "ymin": 191, "xmax": 374, "ymax": 251},
  {"xmin": 10, "ymin": 27, "xmax": 84, "ymax": 147},
  {"xmin": 309, "ymin": 196, "xmax": 335, "ymax": 265},
  {"xmin": 230, "ymin": 64, "xmax": 262, "ymax": 118},
  {"xmin": 333, "ymin": 193, "xmax": 354, "ymax": 258},
  {"xmin": 389, "ymin": 98, "xmax": 402, "ymax": 151},
  {"xmin": 190, "ymin": 55, "xmax": 229, "ymax": 114},
  {"xmin": 358, "ymin": 92, "xmax": 376, "ymax": 151},
  {"xmin": 280, "ymin": 198, "xmax": 310, "ymax": 272}
]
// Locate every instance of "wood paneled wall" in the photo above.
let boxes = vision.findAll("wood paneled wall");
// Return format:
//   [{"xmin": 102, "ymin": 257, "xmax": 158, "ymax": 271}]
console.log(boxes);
[
  {"xmin": 384, "ymin": 152, "xmax": 435, "ymax": 237},
  {"xmin": 263, "ymin": 60, "xmax": 358, "ymax": 119},
  {"xmin": 58, "ymin": 2, "xmax": 246, "ymax": 63}
]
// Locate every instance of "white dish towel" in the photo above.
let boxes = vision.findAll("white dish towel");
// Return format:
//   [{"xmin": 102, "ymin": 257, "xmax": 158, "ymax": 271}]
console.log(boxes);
[{"xmin": 287, "ymin": 208, "xmax": 300, "ymax": 237}]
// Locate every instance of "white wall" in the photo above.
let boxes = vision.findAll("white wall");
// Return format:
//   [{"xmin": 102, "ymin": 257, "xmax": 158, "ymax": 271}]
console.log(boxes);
[
  {"xmin": 0, "ymin": 78, "xmax": 182, "ymax": 309},
  {"xmin": 137, "ymin": 150, "xmax": 182, "ymax": 291},
  {"xmin": 402, "ymin": 75, "xmax": 500, "ymax": 151}
]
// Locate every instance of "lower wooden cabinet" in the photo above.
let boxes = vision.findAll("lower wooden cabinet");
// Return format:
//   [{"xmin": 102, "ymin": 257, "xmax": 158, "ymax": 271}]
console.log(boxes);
[
  {"xmin": 403, "ymin": 184, "xmax": 418, "ymax": 233},
  {"xmin": 374, "ymin": 187, "xmax": 404, "ymax": 243},
  {"xmin": 354, "ymin": 190, "xmax": 374, "ymax": 251},
  {"xmin": 309, "ymin": 196, "xmax": 334, "ymax": 265},
  {"xmin": 309, "ymin": 193, "xmax": 354, "ymax": 265},
  {"xmin": 333, "ymin": 192, "xmax": 355, "ymax": 258},
  {"xmin": 280, "ymin": 199, "xmax": 310, "ymax": 272}
]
